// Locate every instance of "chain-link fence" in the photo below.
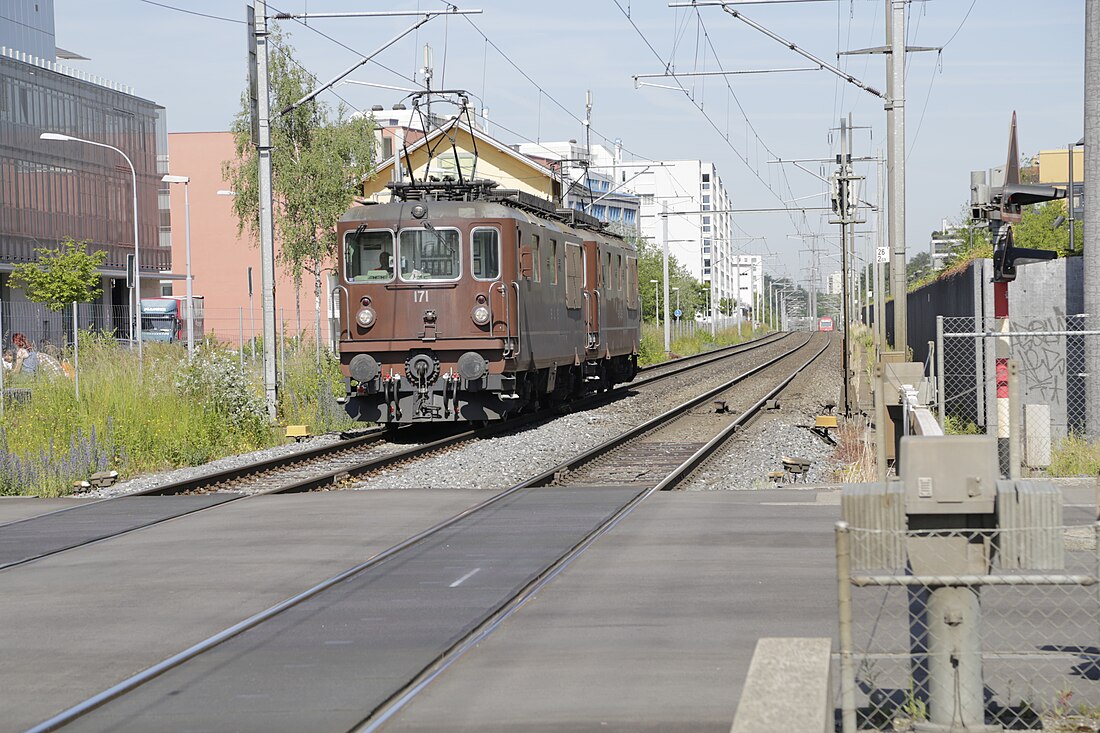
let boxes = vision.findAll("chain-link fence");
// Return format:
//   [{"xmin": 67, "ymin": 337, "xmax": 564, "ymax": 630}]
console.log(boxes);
[
  {"xmin": 938, "ymin": 315, "xmax": 1089, "ymax": 476},
  {"xmin": 837, "ymin": 522, "xmax": 1100, "ymax": 732}
]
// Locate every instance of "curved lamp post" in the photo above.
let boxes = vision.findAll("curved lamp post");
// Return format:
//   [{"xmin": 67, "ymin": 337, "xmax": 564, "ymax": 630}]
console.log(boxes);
[{"xmin": 40, "ymin": 132, "xmax": 143, "ymax": 372}]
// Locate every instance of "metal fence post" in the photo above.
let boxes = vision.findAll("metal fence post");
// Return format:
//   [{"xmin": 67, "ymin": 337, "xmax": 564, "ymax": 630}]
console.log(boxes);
[
  {"xmin": 279, "ymin": 307, "xmax": 286, "ymax": 388},
  {"xmin": 1008, "ymin": 359, "xmax": 1022, "ymax": 479},
  {"xmin": 936, "ymin": 316, "xmax": 945, "ymax": 428},
  {"xmin": 72, "ymin": 300, "xmax": 79, "ymax": 402},
  {"xmin": 875, "ymin": 363, "xmax": 887, "ymax": 481},
  {"xmin": 836, "ymin": 521, "xmax": 857, "ymax": 733},
  {"xmin": 238, "ymin": 307, "xmax": 244, "ymax": 370}
]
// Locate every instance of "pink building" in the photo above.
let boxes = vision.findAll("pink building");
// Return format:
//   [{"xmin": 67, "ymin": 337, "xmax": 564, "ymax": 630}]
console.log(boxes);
[{"xmin": 164, "ymin": 132, "xmax": 317, "ymax": 344}]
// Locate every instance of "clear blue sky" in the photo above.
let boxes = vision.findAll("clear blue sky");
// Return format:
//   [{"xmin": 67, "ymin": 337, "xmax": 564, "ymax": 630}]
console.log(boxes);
[{"xmin": 54, "ymin": 0, "xmax": 1086, "ymax": 285}]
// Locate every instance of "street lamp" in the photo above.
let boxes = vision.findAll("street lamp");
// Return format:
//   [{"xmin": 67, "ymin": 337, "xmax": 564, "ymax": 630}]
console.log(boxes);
[
  {"xmin": 162, "ymin": 174, "xmax": 195, "ymax": 359},
  {"xmin": 649, "ymin": 279, "xmax": 660, "ymax": 325},
  {"xmin": 41, "ymin": 132, "xmax": 143, "ymax": 371},
  {"xmin": 671, "ymin": 286, "xmax": 680, "ymax": 314}
]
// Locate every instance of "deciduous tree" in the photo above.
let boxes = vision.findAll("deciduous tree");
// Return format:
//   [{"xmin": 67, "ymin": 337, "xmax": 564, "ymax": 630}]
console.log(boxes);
[
  {"xmin": 223, "ymin": 24, "xmax": 376, "ymax": 356},
  {"xmin": 10, "ymin": 238, "xmax": 106, "ymax": 311}
]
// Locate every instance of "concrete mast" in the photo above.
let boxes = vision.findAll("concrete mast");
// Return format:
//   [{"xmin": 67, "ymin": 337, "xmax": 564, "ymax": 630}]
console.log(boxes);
[
  {"xmin": 886, "ymin": 0, "xmax": 907, "ymax": 352},
  {"xmin": 1086, "ymin": 0, "xmax": 1100, "ymax": 436}
]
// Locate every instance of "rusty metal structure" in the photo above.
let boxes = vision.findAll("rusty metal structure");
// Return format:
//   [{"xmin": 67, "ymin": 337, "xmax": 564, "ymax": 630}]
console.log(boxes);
[{"xmin": 336, "ymin": 175, "xmax": 642, "ymax": 424}]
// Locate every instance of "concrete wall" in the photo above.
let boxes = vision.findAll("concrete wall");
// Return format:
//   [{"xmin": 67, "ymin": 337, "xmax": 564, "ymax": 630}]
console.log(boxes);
[
  {"xmin": 1007, "ymin": 256, "xmax": 1085, "ymax": 438},
  {"xmin": 900, "ymin": 256, "xmax": 1085, "ymax": 441}
]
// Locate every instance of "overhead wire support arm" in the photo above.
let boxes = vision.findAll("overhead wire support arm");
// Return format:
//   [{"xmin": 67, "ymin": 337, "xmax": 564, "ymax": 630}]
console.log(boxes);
[
  {"xmin": 277, "ymin": 8, "xmax": 482, "ymax": 117},
  {"xmin": 669, "ymin": 1, "xmax": 884, "ymax": 99}
]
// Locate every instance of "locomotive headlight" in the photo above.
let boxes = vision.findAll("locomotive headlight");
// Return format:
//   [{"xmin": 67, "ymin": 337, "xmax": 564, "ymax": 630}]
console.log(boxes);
[
  {"xmin": 356, "ymin": 307, "xmax": 376, "ymax": 328},
  {"xmin": 470, "ymin": 304, "xmax": 490, "ymax": 326}
]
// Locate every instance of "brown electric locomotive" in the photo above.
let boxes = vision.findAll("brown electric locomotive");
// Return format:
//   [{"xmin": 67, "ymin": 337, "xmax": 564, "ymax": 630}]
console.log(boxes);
[{"xmin": 336, "ymin": 180, "xmax": 642, "ymax": 424}]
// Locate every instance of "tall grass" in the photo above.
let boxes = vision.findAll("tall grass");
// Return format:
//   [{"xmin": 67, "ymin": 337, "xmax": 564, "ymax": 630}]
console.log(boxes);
[
  {"xmin": 0, "ymin": 333, "xmax": 351, "ymax": 496},
  {"xmin": 1048, "ymin": 434, "xmax": 1100, "ymax": 477},
  {"xmin": 638, "ymin": 322, "xmax": 760, "ymax": 366}
]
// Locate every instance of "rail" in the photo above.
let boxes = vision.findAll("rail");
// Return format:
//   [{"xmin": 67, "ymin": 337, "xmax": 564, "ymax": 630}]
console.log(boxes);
[{"xmin": 25, "ymin": 334, "xmax": 825, "ymax": 731}]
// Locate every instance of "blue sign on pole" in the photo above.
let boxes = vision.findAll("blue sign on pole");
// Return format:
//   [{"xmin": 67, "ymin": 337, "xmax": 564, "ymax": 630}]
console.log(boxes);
[{"xmin": 673, "ymin": 308, "xmax": 683, "ymax": 319}]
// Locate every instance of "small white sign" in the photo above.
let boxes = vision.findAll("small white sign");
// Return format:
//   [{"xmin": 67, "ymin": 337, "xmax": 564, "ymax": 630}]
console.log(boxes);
[{"xmin": 876, "ymin": 246, "xmax": 890, "ymax": 264}]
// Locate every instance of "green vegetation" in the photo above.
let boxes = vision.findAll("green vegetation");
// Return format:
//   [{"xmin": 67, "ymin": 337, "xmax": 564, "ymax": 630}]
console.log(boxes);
[
  {"xmin": 637, "ymin": 322, "xmax": 760, "ymax": 367},
  {"xmin": 1048, "ymin": 434, "xmax": 1100, "ymax": 477},
  {"xmin": 224, "ymin": 22, "xmax": 376, "ymax": 339},
  {"xmin": 0, "ymin": 336, "xmax": 354, "ymax": 497},
  {"xmin": 943, "ymin": 415, "xmax": 981, "ymax": 435},
  {"xmin": 910, "ymin": 199, "xmax": 1081, "ymax": 292},
  {"xmin": 9, "ymin": 238, "xmax": 105, "ymax": 311}
]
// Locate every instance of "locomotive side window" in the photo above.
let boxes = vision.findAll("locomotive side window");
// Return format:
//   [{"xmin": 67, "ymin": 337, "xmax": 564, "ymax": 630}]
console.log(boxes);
[
  {"xmin": 344, "ymin": 229, "xmax": 395, "ymax": 282},
  {"xmin": 531, "ymin": 234, "xmax": 541, "ymax": 284},
  {"xmin": 398, "ymin": 228, "xmax": 461, "ymax": 281},
  {"xmin": 626, "ymin": 257, "xmax": 639, "ymax": 308},
  {"xmin": 471, "ymin": 227, "xmax": 500, "ymax": 280},
  {"xmin": 549, "ymin": 239, "xmax": 559, "ymax": 285},
  {"xmin": 565, "ymin": 243, "xmax": 582, "ymax": 308}
]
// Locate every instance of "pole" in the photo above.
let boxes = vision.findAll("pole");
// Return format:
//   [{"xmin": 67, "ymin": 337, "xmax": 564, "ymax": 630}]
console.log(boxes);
[
  {"xmin": 835, "ymin": 521, "xmax": 857, "ymax": 733},
  {"xmin": 183, "ymin": 181, "xmax": 194, "ymax": 359},
  {"xmin": 875, "ymin": 151, "xmax": 886, "ymax": 350},
  {"xmin": 72, "ymin": 301, "xmax": 79, "ymax": 401},
  {"xmin": 840, "ymin": 117, "xmax": 852, "ymax": 416},
  {"xmin": 1068, "ymin": 142, "xmax": 1076, "ymax": 253},
  {"xmin": 1085, "ymin": 0, "xmax": 1100, "ymax": 437},
  {"xmin": 239, "ymin": 307, "xmax": 244, "ymax": 370},
  {"xmin": 936, "ymin": 316, "xmax": 946, "ymax": 429},
  {"xmin": 0, "ymin": 297, "xmax": 4, "ymax": 421},
  {"xmin": 887, "ymin": 0, "xmax": 908, "ymax": 354},
  {"xmin": 255, "ymin": 0, "xmax": 278, "ymax": 420},
  {"xmin": 662, "ymin": 202, "xmax": 671, "ymax": 354},
  {"xmin": 1008, "ymin": 359, "xmax": 1022, "ymax": 479},
  {"xmin": 279, "ymin": 306, "xmax": 286, "ymax": 387},
  {"xmin": 874, "ymin": 362, "xmax": 887, "ymax": 481}
]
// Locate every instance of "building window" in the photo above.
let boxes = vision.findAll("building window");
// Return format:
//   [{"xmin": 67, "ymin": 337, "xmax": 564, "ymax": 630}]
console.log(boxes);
[
  {"xmin": 640, "ymin": 193, "xmax": 655, "ymax": 205},
  {"xmin": 702, "ymin": 173, "xmax": 710, "ymax": 183}
]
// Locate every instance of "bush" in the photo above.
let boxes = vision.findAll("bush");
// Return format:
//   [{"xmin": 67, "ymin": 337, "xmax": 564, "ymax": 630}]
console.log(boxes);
[{"xmin": 1049, "ymin": 433, "xmax": 1100, "ymax": 477}]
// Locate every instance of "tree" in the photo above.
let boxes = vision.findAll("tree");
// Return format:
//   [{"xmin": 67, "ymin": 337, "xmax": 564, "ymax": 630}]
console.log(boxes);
[
  {"xmin": 223, "ymin": 24, "xmax": 376, "ymax": 357},
  {"xmin": 633, "ymin": 236, "xmax": 702, "ymax": 323},
  {"xmin": 1013, "ymin": 199, "xmax": 1082, "ymax": 256},
  {"xmin": 906, "ymin": 250, "xmax": 933, "ymax": 286},
  {"xmin": 10, "ymin": 238, "xmax": 106, "ymax": 311}
]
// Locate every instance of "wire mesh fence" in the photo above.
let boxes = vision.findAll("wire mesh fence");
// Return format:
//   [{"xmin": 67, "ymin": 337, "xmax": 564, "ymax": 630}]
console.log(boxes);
[
  {"xmin": 938, "ymin": 314, "xmax": 1090, "ymax": 476},
  {"xmin": 837, "ymin": 522, "xmax": 1100, "ymax": 732}
]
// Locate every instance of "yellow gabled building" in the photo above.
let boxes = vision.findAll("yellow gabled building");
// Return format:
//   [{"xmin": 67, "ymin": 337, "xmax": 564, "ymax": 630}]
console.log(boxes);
[{"xmin": 362, "ymin": 121, "xmax": 563, "ymax": 204}]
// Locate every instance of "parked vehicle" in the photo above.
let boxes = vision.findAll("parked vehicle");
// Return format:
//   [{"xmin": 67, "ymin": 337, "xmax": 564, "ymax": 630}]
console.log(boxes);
[{"xmin": 140, "ymin": 297, "xmax": 205, "ymax": 344}]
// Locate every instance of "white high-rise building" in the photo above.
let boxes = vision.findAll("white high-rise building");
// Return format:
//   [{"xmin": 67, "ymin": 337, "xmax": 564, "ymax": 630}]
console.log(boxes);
[
  {"xmin": 826, "ymin": 271, "xmax": 844, "ymax": 296},
  {"xmin": 515, "ymin": 141, "xmax": 640, "ymax": 228},
  {"xmin": 632, "ymin": 161, "xmax": 737, "ymax": 317}
]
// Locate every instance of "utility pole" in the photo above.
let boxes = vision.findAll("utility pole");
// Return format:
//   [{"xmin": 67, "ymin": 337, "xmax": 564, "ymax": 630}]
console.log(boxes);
[
  {"xmin": 886, "ymin": 0, "xmax": 907, "ymax": 353},
  {"xmin": 831, "ymin": 117, "xmax": 866, "ymax": 417},
  {"xmin": 1086, "ymin": 0, "xmax": 1100, "ymax": 436},
  {"xmin": 662, "ymin": 202, "xmax": 671, "ymax": 354},
  {"xmin": 251, "ymin": 0, "xmax": 278, "ymax": 420}
]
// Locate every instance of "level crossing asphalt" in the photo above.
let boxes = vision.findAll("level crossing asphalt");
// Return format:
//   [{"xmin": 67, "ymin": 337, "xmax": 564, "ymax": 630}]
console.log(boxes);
[
  {"xmin": 12, "ymin": 482, "xmax": 1093, "ymax": 732},
  {"xmin": 0, "ymin": 495, "xmax": 236, "ymax": 569}
]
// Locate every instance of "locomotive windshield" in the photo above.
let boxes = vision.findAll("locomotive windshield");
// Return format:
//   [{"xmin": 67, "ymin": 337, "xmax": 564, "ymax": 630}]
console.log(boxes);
[
  {"xmin": 344, "ymin": 229, "xmax": 395, "ymax": 282},
  {"xmin": 398, "ymin": 228, "xmax": 461, "ymax": 281}
]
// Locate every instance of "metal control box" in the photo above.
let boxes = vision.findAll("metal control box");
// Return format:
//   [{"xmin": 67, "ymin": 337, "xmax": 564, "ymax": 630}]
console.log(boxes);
[{"xmin": 899, "ymin": 435, "xmax": 998, "ymax": 515}]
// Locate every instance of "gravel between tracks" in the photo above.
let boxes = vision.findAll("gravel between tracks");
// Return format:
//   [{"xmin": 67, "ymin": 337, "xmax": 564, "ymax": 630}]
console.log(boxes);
[
  {"xmin": 682, "ymin": 334, "xmax": 845, "ymax": 490},
  {"xmin": 348, "ymin": 334, "xmax": 810, "ymax": 492},
  {"xmin": 82, "ymin": 334, "xmax": 812, "ymax": 499},
  {"xmin": 84, "ymin": 432, "xmax": 355, "ymax": 499}
]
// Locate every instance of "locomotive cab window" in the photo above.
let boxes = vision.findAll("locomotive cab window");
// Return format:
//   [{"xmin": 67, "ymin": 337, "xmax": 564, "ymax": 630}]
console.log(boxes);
[
  {"xmin": 344, "ymin": 229, "xmax": 395, "ymax": 282},
  {"xmin": 471, "ymin": 227, "xmax": 500, "ymax": 281},
  {"xmin": 398, "ymin": 228, "xmax": 461, "ymax": 281}
]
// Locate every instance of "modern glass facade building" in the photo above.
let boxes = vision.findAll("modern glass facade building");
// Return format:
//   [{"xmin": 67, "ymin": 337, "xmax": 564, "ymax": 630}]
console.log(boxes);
[{"xmin": 0, "ymin": 2, "xmax": 171, "ymax": 341}]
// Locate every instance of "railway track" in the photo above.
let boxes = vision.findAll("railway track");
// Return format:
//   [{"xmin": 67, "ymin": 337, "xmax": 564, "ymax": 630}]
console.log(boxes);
[
  {"xmin": 0, "ymin": 331, "xmax": 795, "ymax": 572},
  {"xmin": 26, "ymin": 333, "xmax": 830, "ymax": 733}
]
